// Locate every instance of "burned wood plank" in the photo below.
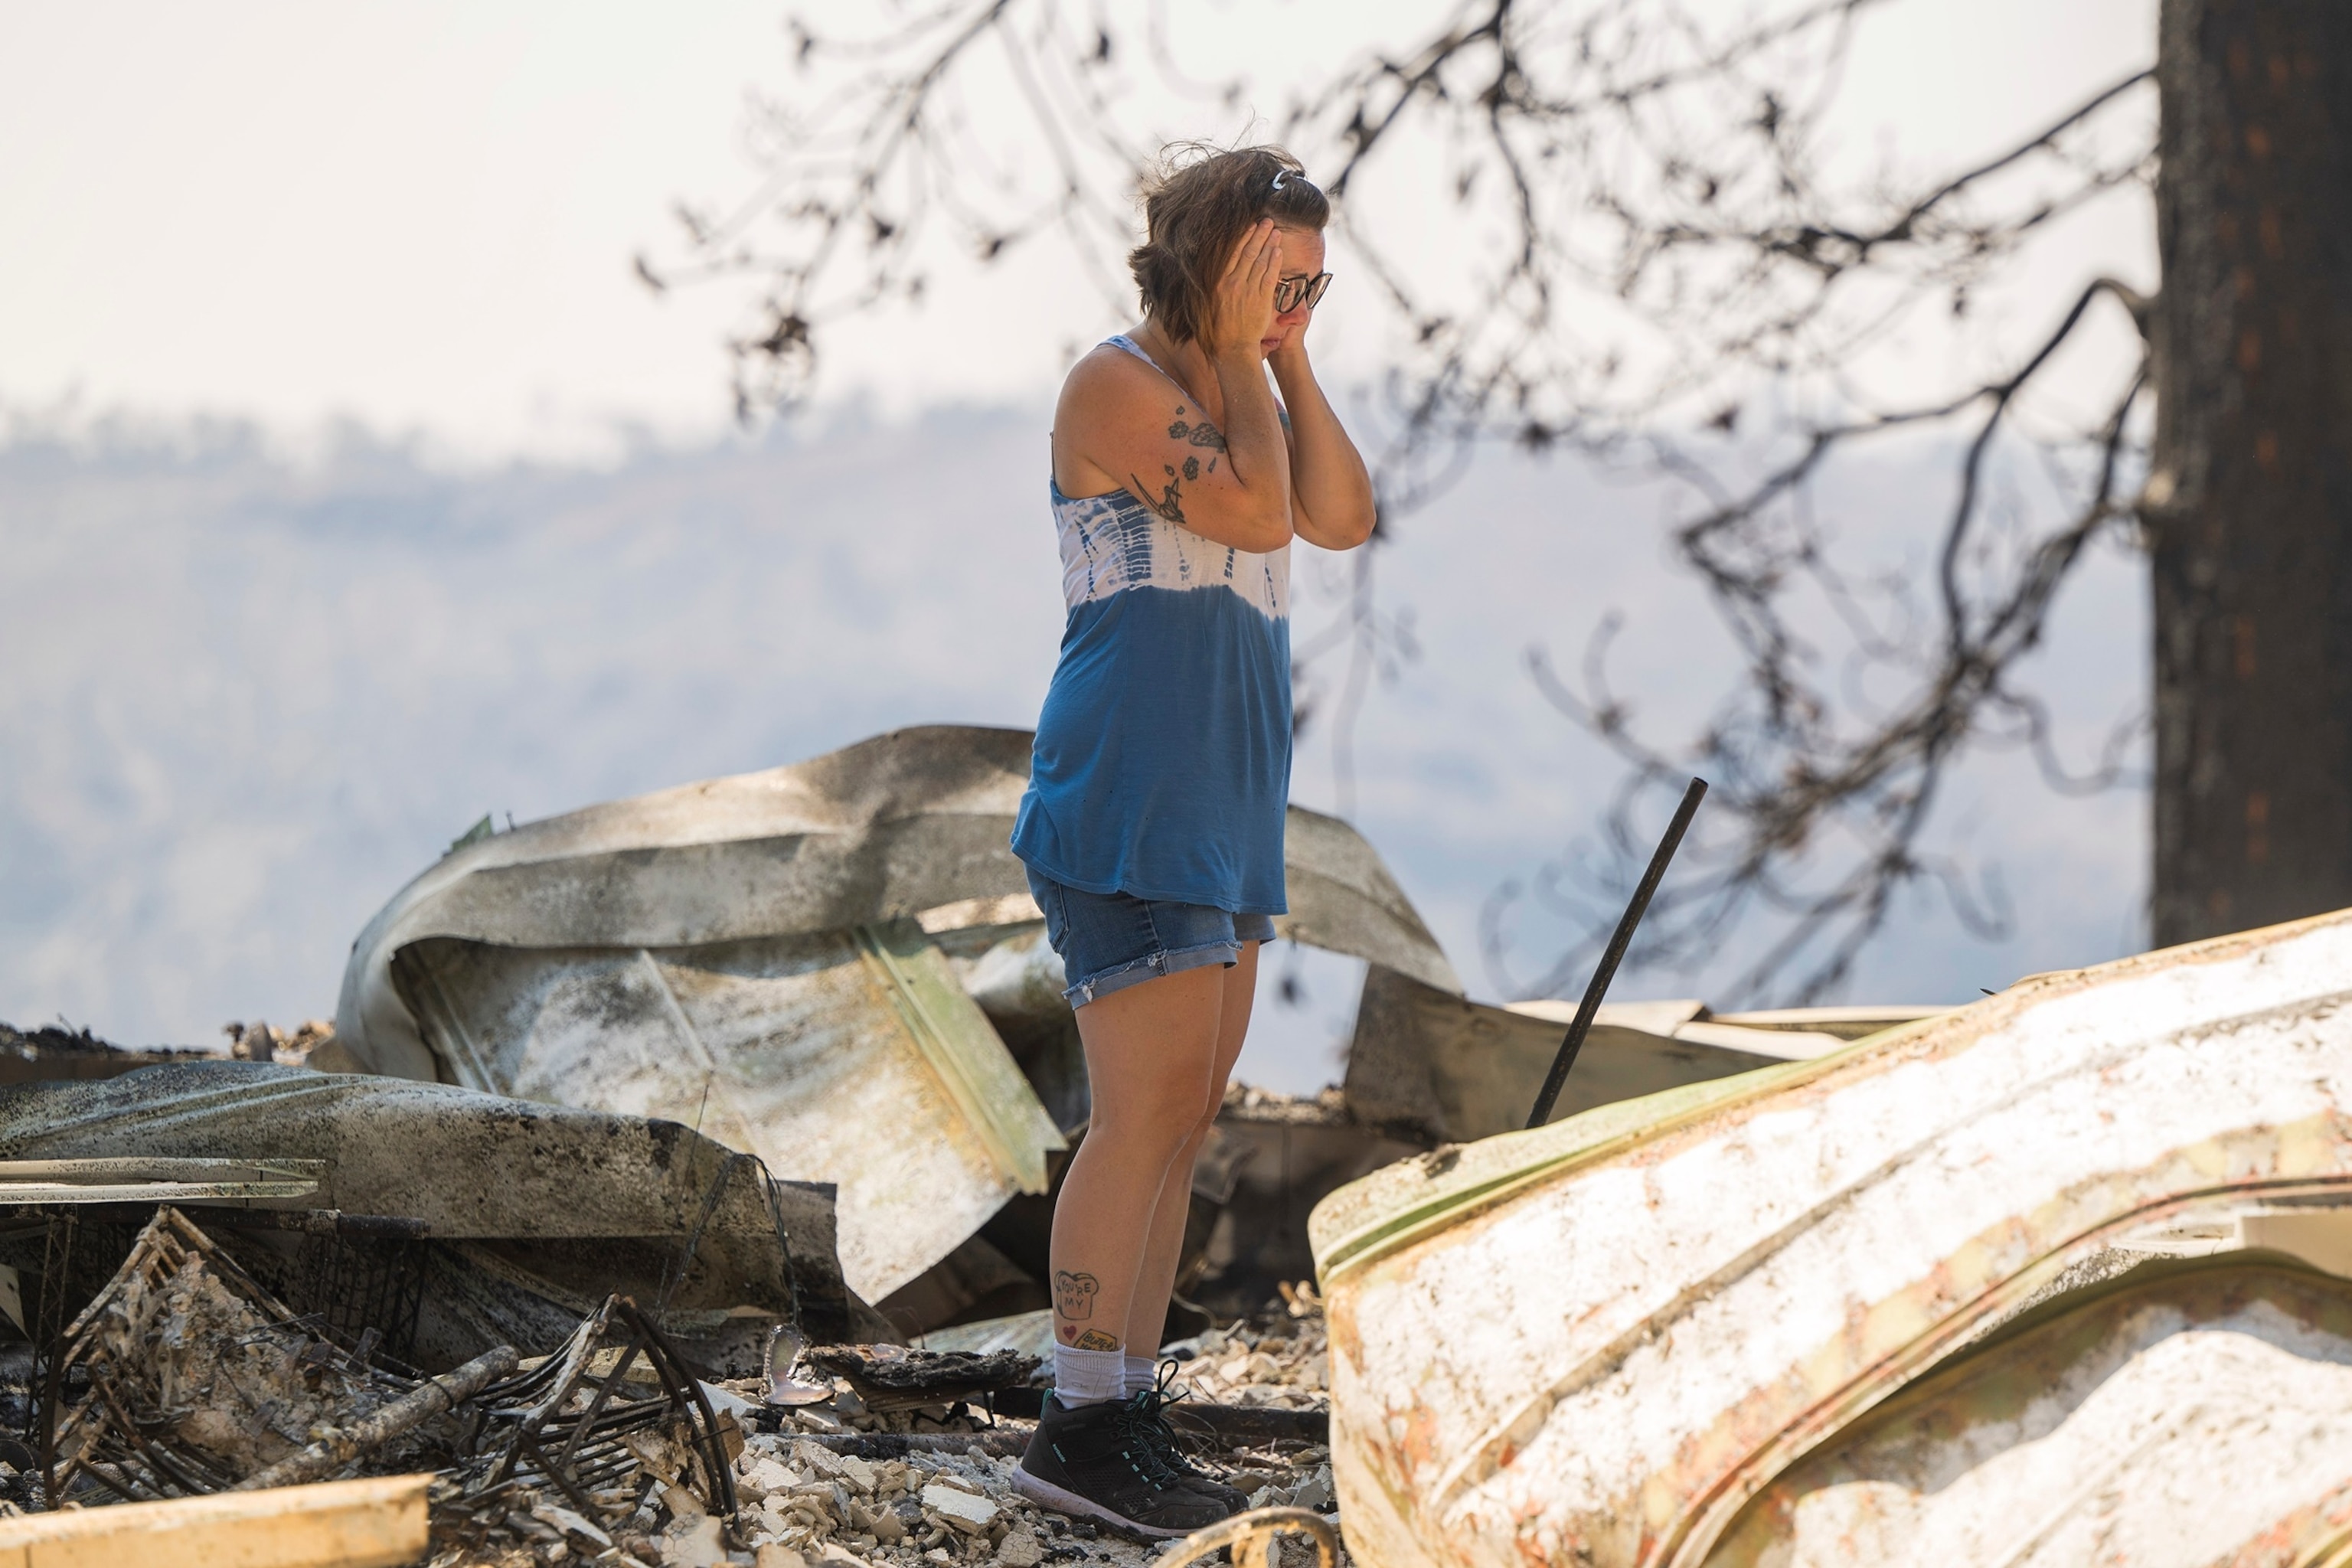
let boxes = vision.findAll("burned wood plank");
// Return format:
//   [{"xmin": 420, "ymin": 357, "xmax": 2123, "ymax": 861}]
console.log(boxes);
[{"xmin": 802, "ymin": 1344, "xmax": 1042, "ymax": 1414}]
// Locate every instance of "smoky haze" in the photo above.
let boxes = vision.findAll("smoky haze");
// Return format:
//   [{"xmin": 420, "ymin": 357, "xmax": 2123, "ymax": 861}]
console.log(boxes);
[
  {"xmin": 0, "ymin": 412, "xmax": 2146, "ymax": 1089},
  {"xmin": 0, "ymin": 0, "xmax": 2158, "ymax": 1086}
]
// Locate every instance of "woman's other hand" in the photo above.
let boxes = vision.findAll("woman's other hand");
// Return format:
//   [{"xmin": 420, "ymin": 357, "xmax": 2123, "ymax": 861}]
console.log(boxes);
[{"xmin": 1204, "ymin": 220, "xmax": 1280, "ymax": 364}]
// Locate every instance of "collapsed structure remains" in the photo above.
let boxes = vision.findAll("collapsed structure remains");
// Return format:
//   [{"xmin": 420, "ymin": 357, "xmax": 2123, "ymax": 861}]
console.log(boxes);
[{"xmin": 0, "ymin": 726, "xmax": 2347, "ymax": 1566}]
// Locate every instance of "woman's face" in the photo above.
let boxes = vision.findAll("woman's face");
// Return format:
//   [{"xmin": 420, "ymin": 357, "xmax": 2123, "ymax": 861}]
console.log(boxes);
[{"xmin": 1259, "ymin": 224, "xmax": 1328, "ymax": 358}]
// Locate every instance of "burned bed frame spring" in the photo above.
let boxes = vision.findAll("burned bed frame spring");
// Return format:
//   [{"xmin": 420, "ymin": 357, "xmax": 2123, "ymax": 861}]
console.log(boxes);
[
  {"xmin": 28, "ymin": 1207, "xmax": 735, "ymax": 1544},
  {"xmin": 13, "ymin": 1201, "xmax": 433, "ymax": 1446},
  {"xmin": 21, "ymin": 1210, "xmax": 176, "ymax": 1447},
  {"xmin": 438, "ymin": 1292, "xmax": 737, "ymax": 1539},
  {"xmin": 284, "ymin": 1225, "xmax": 428, "ymax": 1370},
  {"xmin": 38, "ymin": 1207, "xmax": 416, "ymax": 1505}
]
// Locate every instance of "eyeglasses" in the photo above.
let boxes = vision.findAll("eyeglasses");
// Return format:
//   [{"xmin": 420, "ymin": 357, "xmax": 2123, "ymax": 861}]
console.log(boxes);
[{"xmin": 1274, "ymin": 272, "xmax": 1333, "ymax": 313}]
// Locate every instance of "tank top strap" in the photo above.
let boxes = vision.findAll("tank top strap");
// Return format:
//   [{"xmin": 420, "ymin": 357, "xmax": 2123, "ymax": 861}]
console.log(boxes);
[
  {"xmin": 1103, "ymin": 332, "xmax": 1161, "ymax": 371},
  {"xmin": 1104, "ymin": 334, "xmax": 1194, "ymax": 398}
]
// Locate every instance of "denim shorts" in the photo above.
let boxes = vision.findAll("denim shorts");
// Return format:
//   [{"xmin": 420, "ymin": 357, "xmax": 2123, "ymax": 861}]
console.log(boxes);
[{"xmin": 1025, "ymin": 866, "xmax": 1277, "ymax": 1008}]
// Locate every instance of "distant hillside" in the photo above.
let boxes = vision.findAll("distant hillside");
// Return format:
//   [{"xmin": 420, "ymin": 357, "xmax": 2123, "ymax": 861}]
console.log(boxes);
[{"xmin": 0, "ymin": 409, "xmax": 2149, "ymax": 1086}]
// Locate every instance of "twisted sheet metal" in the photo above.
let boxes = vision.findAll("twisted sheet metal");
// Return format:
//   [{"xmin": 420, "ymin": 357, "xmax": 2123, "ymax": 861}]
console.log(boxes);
[{"xmin": 1313, "ymin": 907, "xmax": 2352, "ymax": 1568}]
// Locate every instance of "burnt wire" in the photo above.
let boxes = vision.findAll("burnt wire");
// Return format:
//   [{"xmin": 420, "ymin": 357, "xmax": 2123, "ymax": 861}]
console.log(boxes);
[{"xmin": 655, "ymin": 1150, "xmax": 802, "ymax": 1335}]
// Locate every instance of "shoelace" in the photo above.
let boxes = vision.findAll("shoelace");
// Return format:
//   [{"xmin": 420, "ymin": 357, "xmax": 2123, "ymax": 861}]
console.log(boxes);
[
  {"xmin": 1107, "ymin": 1390, "xmax": 1191, "ymax": 1491},
  {"xmin": 1128, "ymin": 1360, "xmax": 1224, "ymax": 1484}
]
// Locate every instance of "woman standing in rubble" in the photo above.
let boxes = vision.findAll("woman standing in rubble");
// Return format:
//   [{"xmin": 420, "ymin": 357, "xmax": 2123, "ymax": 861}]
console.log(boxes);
[{"xmin": 1008, "ymin": 145, "xmax": 1375, "ymax": 1535}]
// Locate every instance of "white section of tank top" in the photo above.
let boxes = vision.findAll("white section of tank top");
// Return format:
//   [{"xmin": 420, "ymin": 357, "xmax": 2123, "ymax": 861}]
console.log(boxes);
[{"xmin": 1047, "ymin": 335, "xmax": 1288, "ymax": 621}]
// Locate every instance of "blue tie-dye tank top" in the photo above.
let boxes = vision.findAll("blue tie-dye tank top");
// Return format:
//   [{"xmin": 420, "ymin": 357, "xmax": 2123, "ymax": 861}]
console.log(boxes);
[{"xmin": 1011, "ymin": 335, "xmax": 1292, "ymax": 914}]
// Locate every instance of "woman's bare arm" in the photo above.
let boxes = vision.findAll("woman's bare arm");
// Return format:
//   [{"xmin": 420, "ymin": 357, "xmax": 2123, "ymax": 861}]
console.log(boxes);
[
  {"xmin": 1056, "ymin": 222, "xmax": 1295, "ymax": 554},
  {"xmin": 1269, "ymin": 339, "xmax": 1374, "ymax": 550}
]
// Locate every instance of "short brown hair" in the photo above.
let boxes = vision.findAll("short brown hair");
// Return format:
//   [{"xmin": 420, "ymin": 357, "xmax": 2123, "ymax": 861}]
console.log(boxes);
[{"xmin": 1129, "ymin": 145, "xmax": 1329, "ymax": 345}]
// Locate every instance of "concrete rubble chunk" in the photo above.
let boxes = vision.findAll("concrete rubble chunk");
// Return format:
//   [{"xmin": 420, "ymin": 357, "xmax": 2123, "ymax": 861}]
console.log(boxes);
[
  {"xmin": 739, "ymin": 1455, "xmax": 796, "ymax": 1498},
  {"xmin": 922, "ymin": 1481, "xmax": 1001, "ymax": 1530},
  {"xmin": 794, "ymin": 1438, "xmax": 852, "ymax": 1481},
  {"xmin": 660, "ymin": 1512, "xmax": 727, "ymax": 1568},
  {"xmin": 534, "ymin": 1498, "xmax": 614, "ymax": 1547}
]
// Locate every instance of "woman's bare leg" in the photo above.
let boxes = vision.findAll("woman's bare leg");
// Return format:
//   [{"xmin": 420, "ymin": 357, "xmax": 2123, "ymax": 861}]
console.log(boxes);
[
  {"xmin": 1120, "ymin": 943, "xmax": 1259, "ymax": 1356},
  {"xmin": 1050, "ymin": 963, "xmax": 1229, "ymax": 1357}
]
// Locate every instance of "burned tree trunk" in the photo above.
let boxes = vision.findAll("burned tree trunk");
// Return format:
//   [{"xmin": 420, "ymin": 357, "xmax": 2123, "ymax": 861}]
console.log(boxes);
[{"xmin": 2151, "ymin": 0, "xmax": 2352, "ymax": 945}]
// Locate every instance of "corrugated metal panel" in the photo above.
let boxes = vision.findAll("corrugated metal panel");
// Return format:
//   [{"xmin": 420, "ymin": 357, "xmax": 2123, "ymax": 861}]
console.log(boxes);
[
  {"xmin": 1705, "ymin": 1262, "xmax": 2352, "ymax": 1567},
  {"xmin": 392, "ymin": 920, "xmax": 1062, "ymax": 1303},
  {"xmin": 1314, "ymin": 907, "xmax": 2352, "ymax": 1568}
]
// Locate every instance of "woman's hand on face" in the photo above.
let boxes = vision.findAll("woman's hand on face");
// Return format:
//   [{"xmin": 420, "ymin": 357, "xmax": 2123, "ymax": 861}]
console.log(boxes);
[
  {"xmin": 1206, "ymin": 220, "xmax": 1281, "ymax": 364},
  {"xmin": 1266, "ymin": 307, "xmax": 1312, "ymax": 364}
]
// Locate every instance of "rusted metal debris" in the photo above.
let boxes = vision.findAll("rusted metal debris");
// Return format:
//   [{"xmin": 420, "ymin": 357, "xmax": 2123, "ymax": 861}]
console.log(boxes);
[
  {"xmin": 41, "ymin": 1206, "xmax": 462, "ymax": 1504},
  {"xmin": 432, "ymin": 1293, "xmax": 740, "ymax": 1560},
  {"xmin": 0, "ymin": 1062, "xmax": 880, "ymax": 1373},
  {"xmin": 1315, "ymin": 906, "xmax": 2352, "ymax": 1568},
  {"xmin": 332, "ymin": 725, "xmax": 1461, "ymax": 1314},
  {"xmin": 28, "ymin": 1205, "xmax": 746, "ymax": 1566}
]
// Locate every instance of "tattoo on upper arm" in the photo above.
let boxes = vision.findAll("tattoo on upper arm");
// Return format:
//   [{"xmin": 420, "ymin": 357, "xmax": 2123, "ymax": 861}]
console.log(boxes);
[
  {"xmin": 1129, "ymin": 405, "xmax": 1227, "ymax": 527},
  {"xmin": 1053, "ymin": 1270, "xmax": 1100, "ymax": 1321},
  {"xmin": 1167, "ymin": 406, "xmax": 1227, "ymax": 451},
  {"xmin": 1129, "ymin": 467, "xmax": 1187, "ymax": 528}
]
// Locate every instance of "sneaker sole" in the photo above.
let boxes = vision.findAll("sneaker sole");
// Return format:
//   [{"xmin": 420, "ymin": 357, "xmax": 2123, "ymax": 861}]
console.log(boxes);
[{"xmin": 1009, "ymin": 1466, "xmax": 1210, "ymax": 1540}]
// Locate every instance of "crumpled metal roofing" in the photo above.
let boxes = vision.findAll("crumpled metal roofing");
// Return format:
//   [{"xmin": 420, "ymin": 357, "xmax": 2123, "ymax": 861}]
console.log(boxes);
[
  {"xmin": 1313, "ymin": 906, "xmax": 2352, "ymax": 1568},
  {"xmin": 0, "ymin": 1062, "xmax": 865, "ymax": 1341},
  {"xmin": 337, "ymin": 725, "xmax": 1460, "ymax": 1083}
]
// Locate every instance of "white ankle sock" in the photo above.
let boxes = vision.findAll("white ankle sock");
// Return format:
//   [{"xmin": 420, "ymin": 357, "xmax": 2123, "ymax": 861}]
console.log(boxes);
[
  {"xmin": 1122, "ymin": 1353, "xmax": 1158, "ymax": 1395},
  {"xmin": 1053, "ymin": 1344, "xmax": 1126, "ymax": 1406}
]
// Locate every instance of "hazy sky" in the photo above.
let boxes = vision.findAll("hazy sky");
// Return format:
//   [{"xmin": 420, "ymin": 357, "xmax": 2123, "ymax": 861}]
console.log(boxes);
[
  {"xmin": 4, "ymin": 0, "xmax": 2157, "ymax": 456},
  {"xmin": 0, "ymin": 414, "xmax": 2147, "ymax": 1087},
  {"xmin": 2, "ymin": 2, "xmax": 2161, "ymax": 1085}
]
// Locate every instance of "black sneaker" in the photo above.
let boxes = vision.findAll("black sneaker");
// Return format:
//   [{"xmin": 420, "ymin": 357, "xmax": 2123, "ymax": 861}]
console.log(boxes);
[
  {"xmin": 1011, "ymin": 1391, "xmax": 1233, "ymax": 1538},
  {"xmin": 1132, "ymin": 1362, "xmax": 1247, "ymax": 1515}
]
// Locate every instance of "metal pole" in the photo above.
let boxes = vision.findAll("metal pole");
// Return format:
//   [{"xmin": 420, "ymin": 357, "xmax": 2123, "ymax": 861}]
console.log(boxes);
[{"xmin": 1524, "ymin": 777, "xmax": 1708, "ymax": 1130}]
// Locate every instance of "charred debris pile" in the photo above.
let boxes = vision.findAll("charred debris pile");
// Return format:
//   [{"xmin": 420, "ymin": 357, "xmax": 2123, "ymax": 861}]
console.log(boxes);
[{"xmin": 0, "ymin": 728, "xmax": 1936, "ymax": 1565}]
